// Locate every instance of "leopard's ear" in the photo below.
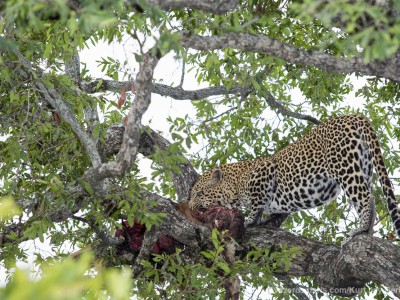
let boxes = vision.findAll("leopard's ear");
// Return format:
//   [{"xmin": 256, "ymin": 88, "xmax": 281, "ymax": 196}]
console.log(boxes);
[{"xmin": 211, "ymin": 168, "xmax": 223, "ymax": 183}]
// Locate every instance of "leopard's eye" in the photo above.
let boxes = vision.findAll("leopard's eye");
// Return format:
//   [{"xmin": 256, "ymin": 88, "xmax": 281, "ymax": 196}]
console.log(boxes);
[{"xmin": 196, "ymin": 190, "xmax": 204, "ymax": 197}]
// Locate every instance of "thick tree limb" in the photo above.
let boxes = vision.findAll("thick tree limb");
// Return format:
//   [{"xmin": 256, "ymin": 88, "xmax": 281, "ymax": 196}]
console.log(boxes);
[
  {"xmin": 131, "ymin": 192, "xmax": 211, "ymax": 270},
  {"xmin": 181, "ymin": 33, "xmax": 400, "ymax": 83},
  {"xmin": 4, "ymin": 190, "xmax": 400, "ymax": 299},
  {"xmin": 132, "ymin": 0, "xmax": 240, "ymax": 14},
  {"xmin": 245, "ymin": 226, "xmax": 400, "ymax": 297}
]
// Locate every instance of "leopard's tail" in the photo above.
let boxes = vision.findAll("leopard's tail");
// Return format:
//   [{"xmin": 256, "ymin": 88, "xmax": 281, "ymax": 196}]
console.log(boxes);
[{"xmin": 358, "ymin": 116, "xmax": 400, "ymax": 238}]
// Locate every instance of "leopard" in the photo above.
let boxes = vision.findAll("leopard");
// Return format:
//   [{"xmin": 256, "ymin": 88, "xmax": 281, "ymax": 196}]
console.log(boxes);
[{"xmin": 189, "ymin": 115, "xmax": 400, "ymax": 239}]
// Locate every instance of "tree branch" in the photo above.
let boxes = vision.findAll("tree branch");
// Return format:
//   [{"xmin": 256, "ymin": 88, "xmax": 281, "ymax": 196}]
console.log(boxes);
[
  {"xmin": 133, "ymin": 0, "xmax": 241, "ymax": 14},
  {"xmin": 86, "ymin": 73, "xmax": 320, "ymax": 126},
  {"xmin": 83, "ymin": 48, "xmax": 161, "ymax": 189},
  {"xmin": 245, "ymin": 226, "xmax": 400, "ymax": 297},
  {"xmin": 181, "ymin": 32, "xmax": 400, "ymax": 83},
  {"xmin": 64, "ymin": 50, "xmax": 81, "ymax": 86},
  {"xmin": 81, "ymin": 80, "xmax": 252, "ymax": 100},
  {"xmin": 11, "ymin": 51, "xmax": 102, "ymax": 168},
  {"xmin": 263, "ymin": 91, "xmax": 321, "ymax": 125}
]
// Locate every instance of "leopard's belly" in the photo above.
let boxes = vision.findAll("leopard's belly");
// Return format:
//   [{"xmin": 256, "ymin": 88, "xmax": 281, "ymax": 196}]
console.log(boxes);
[{"xmin": 267, "ymin": 174, "xmax": 341, "ymax": 214}]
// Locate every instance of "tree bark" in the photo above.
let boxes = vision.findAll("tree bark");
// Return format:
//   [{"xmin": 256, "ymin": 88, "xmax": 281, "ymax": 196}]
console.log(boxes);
[
  {"xmin": 181, "ymin": 32, "xmax": 400, "ymax": 83},
  {"xmin": 245, "ymin": 226, "xmax": 400, "ymax": 297}
]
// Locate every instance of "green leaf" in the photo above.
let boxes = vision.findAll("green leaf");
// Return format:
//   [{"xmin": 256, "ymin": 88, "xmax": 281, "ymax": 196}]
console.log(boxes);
[
  {"xmin": 216, "ymin": 261, "xmax": 231, "ymax": 275},
  {"xmin": 78, "ymin": 179, "xmax": 94, "ymax": 196},
  {"xmin": 0, "ymin": 37, "xmax": 18, "ymax": 51},
  {"xmin": 0, "ymin": 196, "xmax": 21, "ymax": 221}
]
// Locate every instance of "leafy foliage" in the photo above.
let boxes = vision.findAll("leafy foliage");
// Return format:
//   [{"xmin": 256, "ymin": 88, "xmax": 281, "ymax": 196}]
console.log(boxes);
[
  {"xmin": 134, "ymin": 229, "xmax": 297, "ymax": 299},
  {"xmin": 0, "ymin": 253, "xmax": 132, "ymax": 300}
]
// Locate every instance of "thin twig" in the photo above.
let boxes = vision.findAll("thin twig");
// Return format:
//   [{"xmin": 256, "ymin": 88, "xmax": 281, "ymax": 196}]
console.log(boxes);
[
  {"xmin": 264, "ymin": 91, "xmax": 321, "ymax": 125},
  {"xmin": 203, "ymin": 106, "xmax": 238, "ymax": 123},
  {"xmin": 179, "ymin": 60, "xmax": 185, "ymax": 88}
]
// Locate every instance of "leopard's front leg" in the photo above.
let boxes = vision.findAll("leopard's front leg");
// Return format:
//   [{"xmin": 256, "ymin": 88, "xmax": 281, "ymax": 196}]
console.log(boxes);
[{"xmin": 243, "ymin": 160, "xmax": 277, "ymax": 227}]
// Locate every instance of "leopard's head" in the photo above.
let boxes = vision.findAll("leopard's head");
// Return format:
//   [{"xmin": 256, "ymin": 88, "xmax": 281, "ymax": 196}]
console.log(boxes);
[{"xmin": 189, "ymin": 167, "xmax": 237, "ymax": 211}]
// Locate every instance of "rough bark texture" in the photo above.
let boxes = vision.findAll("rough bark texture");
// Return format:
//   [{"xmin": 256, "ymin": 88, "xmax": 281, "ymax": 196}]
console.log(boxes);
[
  {"xmin": 133, "ymin": 0, "xmax": 240, "ymax": 14},
  {"xmin": 81, "ymin": 80, "xmax": 252, "ymax": 100},
  {"xmin": 181, "ymin": 32, "xmax": 400, "ymax": 83},
  {"xmin": 245, "ymin": 226, "xmax": 400, "ymax": 297}
]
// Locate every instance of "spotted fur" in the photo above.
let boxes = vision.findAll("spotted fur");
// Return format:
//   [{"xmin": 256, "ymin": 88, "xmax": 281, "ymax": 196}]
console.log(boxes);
[{"xmin": 189, "ymin": 115, "xmax": 400, "ymax": 238}]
